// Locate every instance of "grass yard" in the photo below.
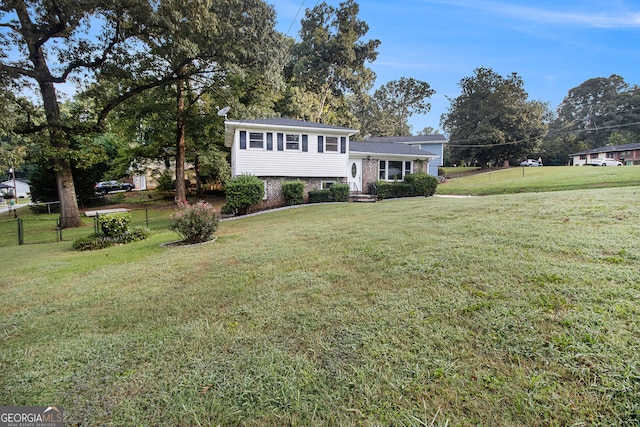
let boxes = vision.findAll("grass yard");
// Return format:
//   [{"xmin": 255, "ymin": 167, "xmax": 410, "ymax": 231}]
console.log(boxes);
[
  {"xmin": 1, "ymin": 187, "xmax": 640, "ymax": 425},
  {"xmin": 438, "ymin": 165, "xmax": 640, "ymax": 195}
]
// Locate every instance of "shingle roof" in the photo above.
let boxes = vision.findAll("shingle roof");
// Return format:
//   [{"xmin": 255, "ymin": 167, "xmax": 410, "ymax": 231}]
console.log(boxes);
[
  {"xmin": 350, "ymin": 141, "xmax": 437, "ymax": 157},
  {"xmin": 569, "ymin": 142, "xmax": 640, "ymax": 156},
  {"xmin": 357, "ymin": 135, "xmax": 447, "ymax": 144},
  {"xmin": 225, "ymin": 118, "xmax": 358, "ymax": 132}
]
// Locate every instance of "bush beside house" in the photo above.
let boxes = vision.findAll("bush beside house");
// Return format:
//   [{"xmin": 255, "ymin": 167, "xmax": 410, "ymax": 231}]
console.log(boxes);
[
  {"xmin": 308, "ymin": 183, "xmax": 349, "ymax": 204},
  {"xmin": 224, "ymin": 174, "xmax": 265, "ymax": 214},
  {"xmin": 374, "ymin": 173, "xmax": 438, "ymax": 200},
  {"xmin": 281, "ymin": 180, "xmax": 305, "ymax": 206}
]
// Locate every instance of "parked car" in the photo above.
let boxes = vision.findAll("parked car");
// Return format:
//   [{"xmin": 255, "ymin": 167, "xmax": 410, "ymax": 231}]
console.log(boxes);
[
  {"xmin": 587, "ymin": 158, "xmax": 623, "ymax": 166},
  {"xmin": 95, "ymin": 180, "xmax": 135, "ymax": 194},
  {"xmin": 520, "ymin": 159, "xmax": 540, "ymax": 167}
]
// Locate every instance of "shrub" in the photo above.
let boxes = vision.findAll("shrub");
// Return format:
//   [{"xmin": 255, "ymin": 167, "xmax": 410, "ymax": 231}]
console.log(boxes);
[
  {"xmin": 281, "ymin": 180, "xmax": 304, "ymax": 206},
  {"xmin": 170, "ymin": 200, "xmax": 219, "ymax": 244},
  {"xmin": 155, "ymin": 171, "xmax": 175, "ymax": 193},
  {"xmin": 225, "ymin": 174, "xmax": 264, "ymax": 214},
  {"xmin": 308, "ymin": 189, "xmax": 333, "ymax": 203},
  {"xmin": 121, "ymin": 226, "xmax": 151, "ymax": 244},
  {"xmin": 98, "ymin": 213, "xmax": 131, "ymax": 239},
  {"xmin": 220, "ymin": 204, "xmax": 235, "ymax": 215},
  {"xmin": 375, "ymin": 181, "xmax": 413, "ymax": 200},
  {"xmin": 330, "ymin": 183, "xmax": 350, "ymax": 202},
  {"xmin": 405, "ymin": 172, "xmax": 439, "ymax": 196},
  {"xmin": 72, "ymin": 235, "xmax": 113, "ymax": 251}
]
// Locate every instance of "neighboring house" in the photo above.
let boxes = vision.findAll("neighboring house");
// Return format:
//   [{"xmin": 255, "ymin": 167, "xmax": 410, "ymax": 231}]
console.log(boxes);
[
  {"xmin": 569, "ymin": 142, "xmax": 640, "ymax": 166},
  {"xmin": 0, "ymin": 179, "xmax": 31, "ymax": 199},
  {"xmin": 358, "ymin": 135, "xmax": 447, "ymax": 176},
  {"xmin": 224, "ymin": 118, "xmax": 440, "ymax": 208}
]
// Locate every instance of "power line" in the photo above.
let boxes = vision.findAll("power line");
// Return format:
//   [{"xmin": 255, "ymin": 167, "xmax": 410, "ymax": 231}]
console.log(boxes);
[
  {"xmin": 446, "ymin": 121, "xmax": 640, "ymax": 147},
  {"xmin": 285, "ymin": 0, "xmax": 307, "ymax": 37}
]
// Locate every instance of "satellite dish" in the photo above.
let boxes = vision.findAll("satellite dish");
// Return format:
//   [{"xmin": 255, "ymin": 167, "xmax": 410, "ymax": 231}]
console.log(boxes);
[{"xmin": 217, "ymin": 106, "xmax": 230, "ymax": 118}]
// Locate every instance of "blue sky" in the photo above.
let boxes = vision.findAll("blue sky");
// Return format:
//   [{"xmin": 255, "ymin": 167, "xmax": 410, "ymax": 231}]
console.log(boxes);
[{"xmin": 271, "ymin": 0, "xmax": 640, "ymax": 134}]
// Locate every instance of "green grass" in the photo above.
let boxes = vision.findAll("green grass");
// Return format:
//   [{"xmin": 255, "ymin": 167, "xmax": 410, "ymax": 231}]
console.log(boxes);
[
  {"xmin": 438, "ymin": 165, "xmax": 640, "ymax": 195},
  {"xmin": 2, "ymin": 187, "xmax": 640, "ymax": 425},
  {"xmin": 0, "ymin": 206, "xmax": 174, "ymax": 247}
]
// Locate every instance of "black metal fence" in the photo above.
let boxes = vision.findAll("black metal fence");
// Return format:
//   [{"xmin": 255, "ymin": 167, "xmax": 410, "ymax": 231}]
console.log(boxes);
[{"xmin": 0, "ymin": 208, "xmax": 172, "ymax": 247}]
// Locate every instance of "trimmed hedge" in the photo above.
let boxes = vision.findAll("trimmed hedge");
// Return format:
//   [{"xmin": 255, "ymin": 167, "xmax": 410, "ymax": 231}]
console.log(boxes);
[
  {"xmin": 309, "ymin": 183, "xmax": 350, "ymax": 203},
  {"xmin": 330, "ymin": 183, "xmax": 350, "ymax": 202},
  {"xmin": 374, "ymin": 173, "xmax": 439, "ymax": 200},
  {"xmin": 225, "ymin": 174, "xmax": 265, "ymax": 214},
  {"xmin": 375, "ymin": 181, "xmax": 413, "ymax": 200},
  {"xmin": 281, "ymin": 180, "xmax": 305, "ymax": 206},
  {"xmin": 404, "ymin": 172, "xmax": 438, "ymax": 196},
  {"xmin": 308, "ymin": 190, "xmax": 333, "ymax": 203}
]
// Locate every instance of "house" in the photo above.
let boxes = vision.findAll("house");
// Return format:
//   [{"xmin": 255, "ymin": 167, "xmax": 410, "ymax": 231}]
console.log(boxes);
[
  {"xmin": 349, "ymin": 141, "xmax": 438, "ymax": 193},
  {"xmin": 0, "ymin": 179, "xmax": 31, "ymax": 199},
  {"xmin": 224, "ymin": 118, "xmax": 440, "ymax": 208},
  {"xmin": 569, "ymin": 142, "xmax": 640, "ymax": 166},
  {"xmin": 358, "ymin": 135, "xmax": 447, "ymax": 176}
]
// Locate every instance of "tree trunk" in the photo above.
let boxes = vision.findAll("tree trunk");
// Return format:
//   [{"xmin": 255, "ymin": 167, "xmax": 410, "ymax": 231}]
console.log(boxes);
[
  {"xmin": 35, "ymin": 61, "xmax": 82, "ymax": 226},
  {"xmin": 174, "ymin": 71, "xmax": 187, "ymax": 203},
  {"xmin": 15, "ymin": 0, "xmax": 82, "ymax": 228}
]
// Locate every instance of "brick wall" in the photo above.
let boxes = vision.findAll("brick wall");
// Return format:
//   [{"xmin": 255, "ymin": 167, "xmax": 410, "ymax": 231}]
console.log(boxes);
[{"xmin": 253, "ymin": 177, "xmax": 347, "ymax": 210}]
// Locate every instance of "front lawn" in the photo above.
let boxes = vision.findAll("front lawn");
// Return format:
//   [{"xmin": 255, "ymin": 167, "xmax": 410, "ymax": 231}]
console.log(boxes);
[
  {"xmin": 438, "ymin": 165, "xmax": 640, "ymax": 195},
  {"xmin": 1, "ymin": 187, "xmax": 639, "ymax": 425}
]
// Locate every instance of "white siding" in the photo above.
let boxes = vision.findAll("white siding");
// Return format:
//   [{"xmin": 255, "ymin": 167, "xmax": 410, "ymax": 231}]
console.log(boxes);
[{"xmin": 232, "ymin": 129, "xmax": 349, "ymax": 178}]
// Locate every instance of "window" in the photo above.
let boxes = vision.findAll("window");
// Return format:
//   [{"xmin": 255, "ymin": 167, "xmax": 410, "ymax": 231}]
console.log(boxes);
[
  {"xmin": 249, "ymin": 132, "xmax": 264, "ymax": 149},
  {"xmin": 321, "ymin": 181, "xmax": 336, "ymax": 189},
  {"xmin": 379, "ymin": 160, "xmax": 411, "ymax": 181},
  {"xmin": 325, "ymin": 136, "xmax": 339, "ymax": 152},
  {"xmin": 286, "ymin": 134, "xmax": 299, "ymax": 150},
  {"xmin": 388, "ymin": 161, "xmax": 403, "ymax": 180}
]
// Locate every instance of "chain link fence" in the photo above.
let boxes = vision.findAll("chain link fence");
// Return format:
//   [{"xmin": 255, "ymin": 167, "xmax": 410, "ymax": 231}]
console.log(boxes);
[{"xmin": 0, "ymin": 207, "xmax": 173, "ymax": 247}]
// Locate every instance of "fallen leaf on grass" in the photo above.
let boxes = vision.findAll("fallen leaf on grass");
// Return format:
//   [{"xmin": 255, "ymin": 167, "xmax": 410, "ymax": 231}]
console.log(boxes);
[{"xmin": 199, "ymin": 384, "xmax": 213, "ymax": 395}]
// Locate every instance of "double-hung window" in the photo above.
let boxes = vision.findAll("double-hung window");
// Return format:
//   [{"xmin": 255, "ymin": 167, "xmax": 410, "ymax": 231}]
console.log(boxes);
[
  {"xmin": 325, "ymin": 136, "xmax": 338, "ymax": 152},
  {"xmin": 286, "ymin": 134, "xmax": 299, "ymax": 150},
  {"xmin": 249, "ymin": 132, "xmax": 264, "ymax": 149}
]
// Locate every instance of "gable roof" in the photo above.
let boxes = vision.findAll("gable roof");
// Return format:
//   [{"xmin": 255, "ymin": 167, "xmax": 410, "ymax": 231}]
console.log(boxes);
[
  {"xmin": 358, "ymin": 135, "xmax": 447, "ymax": 144},
  {"xmin": 350, "ymin": 141, "xmax": 437, "ymax": 158},
  {"xmin": 569, "ymin": 142, "xmax": 640, "ymax": 156}
]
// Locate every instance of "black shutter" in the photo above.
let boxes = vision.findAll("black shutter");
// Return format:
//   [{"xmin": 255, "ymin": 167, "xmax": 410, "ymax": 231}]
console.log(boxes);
[
  {"xmin": 302, "ymin": 134, "xmax": 308, "ymax": 152},
  {"xmin": 277, "ymin": 133, "xmax": 284, "ymax": 151},
  {"xmin": 318, "ymin": 136, "xmax": 324, "ymax": 153},
  {"xmin": 340, "ymin": 137, "xmax": 346, "ymax": 154},
  {"xmin": 266, "ymin": 133, "xmax": 273, "ymax": 151},
  {"xmin": 240, "ymin": 131, "xmax": 247, "ymax": 149}
]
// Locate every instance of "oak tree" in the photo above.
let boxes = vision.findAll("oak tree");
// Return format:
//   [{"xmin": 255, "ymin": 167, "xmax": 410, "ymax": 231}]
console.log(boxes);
[{"xmin": 441, "ymin": 67, "xmax": 548, "ymax": 167}]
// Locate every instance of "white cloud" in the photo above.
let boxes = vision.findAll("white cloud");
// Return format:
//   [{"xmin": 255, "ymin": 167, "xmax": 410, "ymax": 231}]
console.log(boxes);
[{"xmin": 419, "ymin": 0, "xmax": 640, "ymax": 28}]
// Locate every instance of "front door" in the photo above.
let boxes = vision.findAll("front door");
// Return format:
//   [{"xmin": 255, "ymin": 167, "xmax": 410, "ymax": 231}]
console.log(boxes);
[{"xmin": 347, "ymin": 159, "xmax": 362, "ymax": 192}]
